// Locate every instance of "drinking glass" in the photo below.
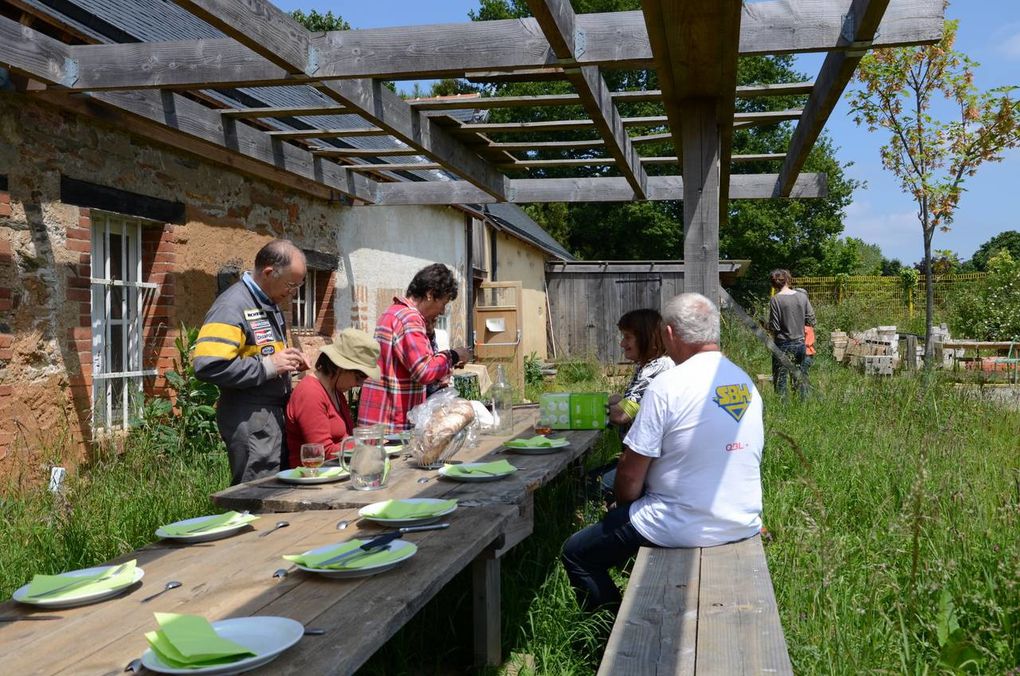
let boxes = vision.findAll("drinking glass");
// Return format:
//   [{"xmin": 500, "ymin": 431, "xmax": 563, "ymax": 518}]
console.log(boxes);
[
  {"xmin": 534, "ymin": 412, "xmax": 554, "ymax": 436},
  {"xmin": 300, "ymin": 443, "xmax": 325, "ymax": 476}
]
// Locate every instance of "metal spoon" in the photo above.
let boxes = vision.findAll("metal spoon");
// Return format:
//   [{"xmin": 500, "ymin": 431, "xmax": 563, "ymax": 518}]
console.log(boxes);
[
  {"xmin": 259, "ymin": 520, "xmax": 289, "ymax": 537},
  {"xmin": 123, "ymin": 657, "xmax": 142, "ymax": 673},
  {"xmin": 272, "ymin": 567, "xmax": 294, "ymax": 579},
  {"xmin": 141, "ymin": 580, "xmax": 182, "ymax": 603},
  {"xmin": 335, "ymin": 519, "xmax": 350, "ymax": 530},
  {"xmin": 416, "ymin": 476, "xmax": 431, "ymax": 484}
]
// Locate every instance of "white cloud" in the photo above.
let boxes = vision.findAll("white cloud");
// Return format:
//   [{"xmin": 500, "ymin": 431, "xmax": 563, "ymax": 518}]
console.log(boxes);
[
  {"xmin": 842, "ymin": 201, "xmax": 921, "ymax": 263},
  {"xmin": 997, "ymin": 29, "xmax": 1020, "ymax": 58}
]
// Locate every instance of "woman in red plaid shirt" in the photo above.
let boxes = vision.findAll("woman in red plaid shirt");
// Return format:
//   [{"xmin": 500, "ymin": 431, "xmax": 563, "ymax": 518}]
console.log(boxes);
[{"xmin": 357, "ymin": 264, "xmax": 472, "ymax": 431}]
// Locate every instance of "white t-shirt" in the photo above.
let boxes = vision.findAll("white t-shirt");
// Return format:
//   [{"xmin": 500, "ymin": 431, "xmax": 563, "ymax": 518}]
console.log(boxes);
[{"xmin": 623, "ymin": 351, "xmax": 764, "ymax": 547}]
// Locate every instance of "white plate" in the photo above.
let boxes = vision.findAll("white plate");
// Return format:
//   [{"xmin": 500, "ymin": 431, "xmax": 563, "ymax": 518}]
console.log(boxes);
[
  {"xmin": 12, "ymin": 565, "xmax": 145, "ymax": 609},
  {"xmin": 140, "ymin": 616, "xmax": 304, "ymax": 675},
  {"xmin": 275, "ymin": 467, "xmax": 349, "ymax": 485},
  {"xmin": 292, "ymin": 539, "xmax": 418, "ymax": 579},
  {"xmin": 358, "ymin": 498, "xmax": 458, "ymax": 526},
  {"xmin": 438, "ymin": 463, "xmax": 518, "ymax": 483},
  {"xmin": 155, "ymin": 515, "xmax": 255, "ymax": 543}
]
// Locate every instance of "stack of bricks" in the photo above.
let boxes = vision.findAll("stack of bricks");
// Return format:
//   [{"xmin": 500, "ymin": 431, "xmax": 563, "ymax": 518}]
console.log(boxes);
[{"xmin": 830, "ymin": 331, "xmax": 849, "ymax": 362}]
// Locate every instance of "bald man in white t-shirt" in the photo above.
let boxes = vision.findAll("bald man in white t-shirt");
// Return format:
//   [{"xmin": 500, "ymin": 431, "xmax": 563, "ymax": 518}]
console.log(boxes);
[{"xmin": 562, "ymin": 293, "xmax": 764, "ymax": 612}]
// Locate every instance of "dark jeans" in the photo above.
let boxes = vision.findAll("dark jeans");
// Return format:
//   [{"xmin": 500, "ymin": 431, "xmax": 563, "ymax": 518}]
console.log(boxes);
[
  {"xmin": 562, "ymin": 505, "xmax": 653, "ymax": 612},
  {"xmin": 772, "ymin": 339, "xmax": 807, "ymax": 398}
]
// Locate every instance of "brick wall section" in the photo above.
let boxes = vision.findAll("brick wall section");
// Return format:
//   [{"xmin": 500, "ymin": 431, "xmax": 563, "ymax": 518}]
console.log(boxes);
[
  {"xmin": 141, "ymin": 223, "xmax": 178, "ymax": 397},
  {"xmin": 314, "ymin": 270, "xmax": 336, "ymax": 336},
  {"xmin": 64, "ymin": 209, "xmax": 93, "ymax": 442}
]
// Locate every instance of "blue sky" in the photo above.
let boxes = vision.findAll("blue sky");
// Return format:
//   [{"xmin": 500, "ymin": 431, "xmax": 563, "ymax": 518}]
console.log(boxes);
[{"xmin": 275, "ymin": 1, "xmax": 1020, "ymax": 264}]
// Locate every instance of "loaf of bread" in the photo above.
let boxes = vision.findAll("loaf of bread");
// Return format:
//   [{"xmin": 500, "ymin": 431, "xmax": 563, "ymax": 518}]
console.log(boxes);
[{"xmin": 416, "ymin": 400, "xmax": 476, "ymax": 466}]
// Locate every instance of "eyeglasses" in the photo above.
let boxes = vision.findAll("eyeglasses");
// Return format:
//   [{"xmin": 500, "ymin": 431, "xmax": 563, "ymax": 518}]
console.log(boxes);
[{"xmin": 272, "ymin": 268, "xmax": 305, "ymax": 290}]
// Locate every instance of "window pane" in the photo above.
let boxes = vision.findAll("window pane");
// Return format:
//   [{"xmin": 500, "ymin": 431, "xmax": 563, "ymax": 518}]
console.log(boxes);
[
  {"xmin": 92, "ymin": 380, "xmax": 108, "ymax": 429},
  {"xmin": 109, "ymin": 323, "xmax": 124, "ymax": 373},
  {"xmin": 109, "ymin": 378, "xmax": 124, "ymax": 427},
  {"xmin": 110, "ymin": 285, "xmax": 123, "ymax": 320},
  {"xmin": 109, "ymin": 231, "xmax": 123, "ymax": 281}
]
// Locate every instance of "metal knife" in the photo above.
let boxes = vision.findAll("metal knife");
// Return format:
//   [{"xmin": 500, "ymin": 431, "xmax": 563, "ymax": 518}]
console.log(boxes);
[
  {"xmin": 398, "ymin": 522, "xmax": 450, "ymax": 534},
  {"xmin": 316, "ymin": 531, "xmax": 404, "ymax": 568}
]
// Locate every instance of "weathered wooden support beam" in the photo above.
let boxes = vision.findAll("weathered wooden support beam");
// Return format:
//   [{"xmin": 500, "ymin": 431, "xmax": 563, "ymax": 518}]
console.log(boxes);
[
  {"xmin": 311, "ymin": 147, "xmax": 423, "ymax": 158},
  {"xmin": 220, "ymin": 105, "xmax": 351, "ymax": 118},
  {"xmin": 681, "ymin": 99, "xmax": 723, "ymax": 301},
  {"xmin": 526, "ymin": 0, "xmax": 647, "ymax": 197},
  {"xmin": 346, "ymin": 163, "xmax": 444, "ymax": 172},
  {"xmin": 265, "ymin": 127, "xmax": 386, "ymax": 139},
  {"xmin": 168, "ymin": 0, "xmax": 509, "ymax": 201},
  {"xmin": 372, "ymin": 173, "xmax": 826, "ymax": 205},
  {"xmin": 776, "ymin": 0, "xmax": 905, "ymax": 196},
  {"xmin": 62, "ymin": 2, "xmax": 943, "ymax": 90}
]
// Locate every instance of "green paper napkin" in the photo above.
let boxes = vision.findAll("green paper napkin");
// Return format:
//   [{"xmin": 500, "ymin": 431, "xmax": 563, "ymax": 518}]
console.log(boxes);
[
  {"xmin": 25, "ymin": 559, "xmax": 137, "ymax": 600},
  {"xmin": 160, "ymin": 511, "xmax": 258, "ymax": 537},
  {"xmin": 145, "ymin": 612, "xmax": 256, "ymax": 668},
  {"xmin": 283, "ymin": 540, "xmax": 408, "ymax": 570},
  {"xmin": 292, "ymin": 466, "xmax": 345, "ymax": 478},
  {"xmin": 363, "ymin": 499, "xmax": 457, "ymax": 520},
  {"xmin": 446, "ymin": 460, "xmax": 516, "ymax": 476},
  {"xmin": 505, "ymin": 435, "xmax": 556, "ymax": 448}
]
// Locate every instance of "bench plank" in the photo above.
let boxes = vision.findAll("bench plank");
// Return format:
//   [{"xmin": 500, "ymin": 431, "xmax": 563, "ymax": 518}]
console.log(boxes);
[
  {"xmin": 597, "ymin": 547, "xmax": 700, "ymax": 675},
  {"xmin": 696, "ymin": 536, "xmax": 793, "ymax": 675}
]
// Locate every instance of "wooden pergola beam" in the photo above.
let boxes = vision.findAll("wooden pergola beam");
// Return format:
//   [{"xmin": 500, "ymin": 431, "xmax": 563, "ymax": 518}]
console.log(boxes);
[
  {"xmin": 408, "ymin": 82, "xmax": 814, "ymax": 111},
  {"xmin": 61, "ymin": 2, "xmax": 943, "ymax": 90},
  {"xmin": 220, "ymin": 105, "xmax": 351, "ymax": 118},
  {"xmin": 373, "ymin": 173, "xmax": 827, "ymax": 205},
  {"xmin": 495, "ymin": 154, "xmax": 787, "ymax": 169},
  {"xmin": 452, "ymin": 109, "xmax": 800, "ymax": 136},
  {"xmin": 0, "ymin": 14, "xmax": 375, "ymax": 204},
  {"xmin": 527, "ymin": 0, "xmax": 647, "ymax": 197},
  {"xmin": 168, "ymin": 0, "xmax": 509, "ymax": 201},
  {"xmin": 776, "ymin": 0, "xmax": 896, "ymax": 196},
  {"xmin": 265, "ymin": 127, "xmax": 387, "ymax": 140}
]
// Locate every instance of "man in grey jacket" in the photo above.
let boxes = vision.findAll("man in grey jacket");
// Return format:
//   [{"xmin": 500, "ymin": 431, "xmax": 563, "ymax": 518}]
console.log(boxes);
[{"xmin": 194, "ymin": 240, "xmax": 311, "ymax": 484}]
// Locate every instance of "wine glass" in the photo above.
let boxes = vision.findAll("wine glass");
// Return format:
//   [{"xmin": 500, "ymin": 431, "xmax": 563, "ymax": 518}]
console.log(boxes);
[{"xmin": 300, "ymin": 443, "xmax": 325, "ymax": 477}]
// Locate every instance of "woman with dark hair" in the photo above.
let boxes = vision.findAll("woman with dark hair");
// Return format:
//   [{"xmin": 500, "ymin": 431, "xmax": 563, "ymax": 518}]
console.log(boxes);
[
  {"xmin": 357, "ymin": 263, "xmax": 472, "ymax": 431},
  {"xmin": 593, "ymin": 309, "xmax": 675, "ymax": 501},
  {"xmin": 608, "ymin": 309, "xmax": 675, "ymax": 429},
  {"xmin": 285, "ymin": 329, "xmax": 381, "ymax": 468}
]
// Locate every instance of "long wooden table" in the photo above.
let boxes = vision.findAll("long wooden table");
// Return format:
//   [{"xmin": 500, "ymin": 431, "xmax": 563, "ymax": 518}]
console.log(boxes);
[
  {"xmin": 0, "ymin": 506, "xmax": 515, "ymax": 675},
  {"xmin": 1, "ymin": 409, "xmax": 606, "ymax": 674}
]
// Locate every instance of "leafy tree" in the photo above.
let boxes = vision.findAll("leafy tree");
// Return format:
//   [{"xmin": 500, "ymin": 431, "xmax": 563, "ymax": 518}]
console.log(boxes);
[
  {"xmin": 969, "ymin": 230, "xmax": 1020, "ymax": 271},
  {"xmin": 915, "ymin": 249, "xmax": 962, "ymax": 276},
  {"xmin": 289, "ymin": 9, "xmax": 349, "ymax": 31},
  {"xmin": 956, "ymin": 250, "xmax": 1020, "ymax": 340},
  {"xmin": 849, "ymin": 19, "xmax": 1020, "ymax": 363},
  {"xmin": 817, "ymin": 236, "xmax": 884, "ymax": 275},
  {"xmin": 469, "ymin": 1, "xmax": 859, "ymax": 292},
  {"xmin": 881, "ymin": 257, "xmax": 904, "ymax": 276}
]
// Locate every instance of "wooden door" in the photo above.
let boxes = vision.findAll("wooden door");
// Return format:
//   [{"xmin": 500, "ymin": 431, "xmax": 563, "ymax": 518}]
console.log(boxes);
[{"xmin": 473, "ymin": 281, "xmax": 524, "ymax": 393}]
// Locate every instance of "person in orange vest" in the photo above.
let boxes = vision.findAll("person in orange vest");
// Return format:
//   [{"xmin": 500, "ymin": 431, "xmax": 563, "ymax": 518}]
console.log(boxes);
[{"xmin": 796, "ymin": 287, "xmax": 815, "ymax": 379}]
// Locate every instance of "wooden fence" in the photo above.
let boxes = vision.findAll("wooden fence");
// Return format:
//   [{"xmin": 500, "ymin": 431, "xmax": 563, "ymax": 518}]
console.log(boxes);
[{"xmin": 796, "ymin": 273, "xmax": 985, "ymax": 318}]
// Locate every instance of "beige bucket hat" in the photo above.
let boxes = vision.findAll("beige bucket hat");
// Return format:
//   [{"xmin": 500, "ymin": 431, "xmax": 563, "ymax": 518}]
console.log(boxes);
[{"xmin": 319, "ymin": 328, "xmax": 381, "ymax": 380}]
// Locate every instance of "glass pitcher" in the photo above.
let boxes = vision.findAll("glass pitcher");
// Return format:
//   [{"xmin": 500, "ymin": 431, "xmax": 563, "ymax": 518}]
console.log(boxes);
[{"xmin": 340, "ymin": 425, "xmax": 390, "ymax": 491}]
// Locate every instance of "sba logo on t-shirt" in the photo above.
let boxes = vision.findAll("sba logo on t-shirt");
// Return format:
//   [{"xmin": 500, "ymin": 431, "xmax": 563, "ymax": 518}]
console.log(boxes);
[{"xmin": 713, "ymin": 383, "xmax": 752, "ymax": 422}]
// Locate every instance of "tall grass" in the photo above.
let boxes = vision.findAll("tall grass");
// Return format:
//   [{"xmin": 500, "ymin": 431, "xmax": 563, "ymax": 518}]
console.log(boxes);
[{"xmin": 0, "ymin": 430, "xmax": 229, "ymax": 598}]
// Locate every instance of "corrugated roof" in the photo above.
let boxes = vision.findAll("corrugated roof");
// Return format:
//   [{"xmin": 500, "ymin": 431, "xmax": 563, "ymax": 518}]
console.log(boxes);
[
  {"xmin": 482, "ymin": 203, "xmax": 574, "ymax": 261},
  {"xmin": 19, "ymin": 0, "xmax": 573, "ymax": 260}
]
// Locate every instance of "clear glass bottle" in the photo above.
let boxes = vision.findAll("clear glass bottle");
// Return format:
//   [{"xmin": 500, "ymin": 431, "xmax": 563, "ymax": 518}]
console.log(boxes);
[{"xmin": 490, "ymin": 364, "xmax": 514, "ymax": 435}]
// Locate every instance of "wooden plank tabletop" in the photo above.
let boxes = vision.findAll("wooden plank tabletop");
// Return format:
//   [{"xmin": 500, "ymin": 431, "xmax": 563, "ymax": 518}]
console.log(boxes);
[
  {"xmin": 212, "ymin": 407, "xmax": 605, "ymax": 514},
  {"xmin": 0, "ymin": 505, "xmax": 516, "ymax": 675}
]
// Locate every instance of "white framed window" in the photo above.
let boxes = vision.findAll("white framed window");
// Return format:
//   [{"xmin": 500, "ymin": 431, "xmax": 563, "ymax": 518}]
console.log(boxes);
[
  {"xmin": 292, "ymin": 272, "xmax": 317, "ymax": 330},
  {"xmin": 90, "ymin": 213, "xmax": 158, "ymax": 431}
]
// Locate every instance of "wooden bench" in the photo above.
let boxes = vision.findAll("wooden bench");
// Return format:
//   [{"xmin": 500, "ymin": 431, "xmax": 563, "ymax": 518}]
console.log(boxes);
[{"xmin": 598, "ymin": 535, "xmax": 793, "ymax": 675}]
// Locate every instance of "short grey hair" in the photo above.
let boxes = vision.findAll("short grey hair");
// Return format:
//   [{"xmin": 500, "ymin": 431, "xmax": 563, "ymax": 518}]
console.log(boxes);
[{"xmin": 662, "ymin": 293, "xmax": 720, "ymax": 345}]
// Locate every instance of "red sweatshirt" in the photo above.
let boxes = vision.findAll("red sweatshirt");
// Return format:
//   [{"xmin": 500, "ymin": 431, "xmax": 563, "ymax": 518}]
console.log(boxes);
[{"xmin": 285, "ymin": 375, "xmax": 354, "ymax": 468}]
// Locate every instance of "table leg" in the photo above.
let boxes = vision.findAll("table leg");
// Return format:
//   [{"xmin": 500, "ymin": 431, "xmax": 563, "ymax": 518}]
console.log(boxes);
[{"xmin": 472, "ymin": 555, "xmax": 501, "ymax": 667}]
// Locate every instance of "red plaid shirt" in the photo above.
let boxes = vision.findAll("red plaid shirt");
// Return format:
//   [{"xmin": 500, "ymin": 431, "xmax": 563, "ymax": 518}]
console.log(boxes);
[{"xmin": 357, "ymin": 297, "xmax": 455, "ymax": 431}]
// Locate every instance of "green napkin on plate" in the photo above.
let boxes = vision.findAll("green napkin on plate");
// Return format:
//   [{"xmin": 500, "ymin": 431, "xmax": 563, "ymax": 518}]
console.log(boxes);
[
  {"xmin": 293, "ymin": 466, "xmax": 345, "ymax": 478},
  {"xmin": 446, "ymin": 460, "xmax": 516, "ymax": 476},
  {"xmin": 363, "ymin": 499, "xmax": 457, "ymax": 519},
  {"xmin": 145, "ymin": 612, "xmax": 256, "ymax": 668},
  {"xmin": 25, "ymin": 559, "xmax": 137, "ymax": 600},
  {"xmin": 283, "ymin": 540, "xmax": 407, "ymax": 570},
  {"xmin": 160, "ymin": 511, "xmax": 258, "ymax": 537},
  {"xmin": 505, "ymin": 435, "xmax": 555, "ymax": 448}
]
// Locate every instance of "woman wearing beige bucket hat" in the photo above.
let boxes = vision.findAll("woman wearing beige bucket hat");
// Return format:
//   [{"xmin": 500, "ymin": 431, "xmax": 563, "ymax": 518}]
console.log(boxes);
[{"xmin": 284, "ymin": 329, "xmax": 382, "ymax": 468}]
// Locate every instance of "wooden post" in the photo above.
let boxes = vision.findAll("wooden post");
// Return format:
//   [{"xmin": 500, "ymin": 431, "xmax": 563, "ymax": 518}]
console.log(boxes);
[
  {"xmin": 682, "ymin": 99, "xmax": 721, "ymax": 303},
  {"xmin": 473, "ymin": 556, "xmax": 502, "ymax": 667},
  {"xmin": 904, "ymin": 334, "xmax": 918, "ymax": 371}
]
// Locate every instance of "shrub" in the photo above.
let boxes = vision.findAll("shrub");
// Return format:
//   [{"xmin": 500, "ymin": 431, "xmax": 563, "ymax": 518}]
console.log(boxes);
[
  {"xmin": 955, "ymin": 251, "xmax": 1020, "ymax": 340},
  {"xmin": 524, "ymin": 352, "xmax": 544, "ymax": 388},
  {"xmin": 557, "ymin": 358, "xmax": 601, "ymax": 384}
]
